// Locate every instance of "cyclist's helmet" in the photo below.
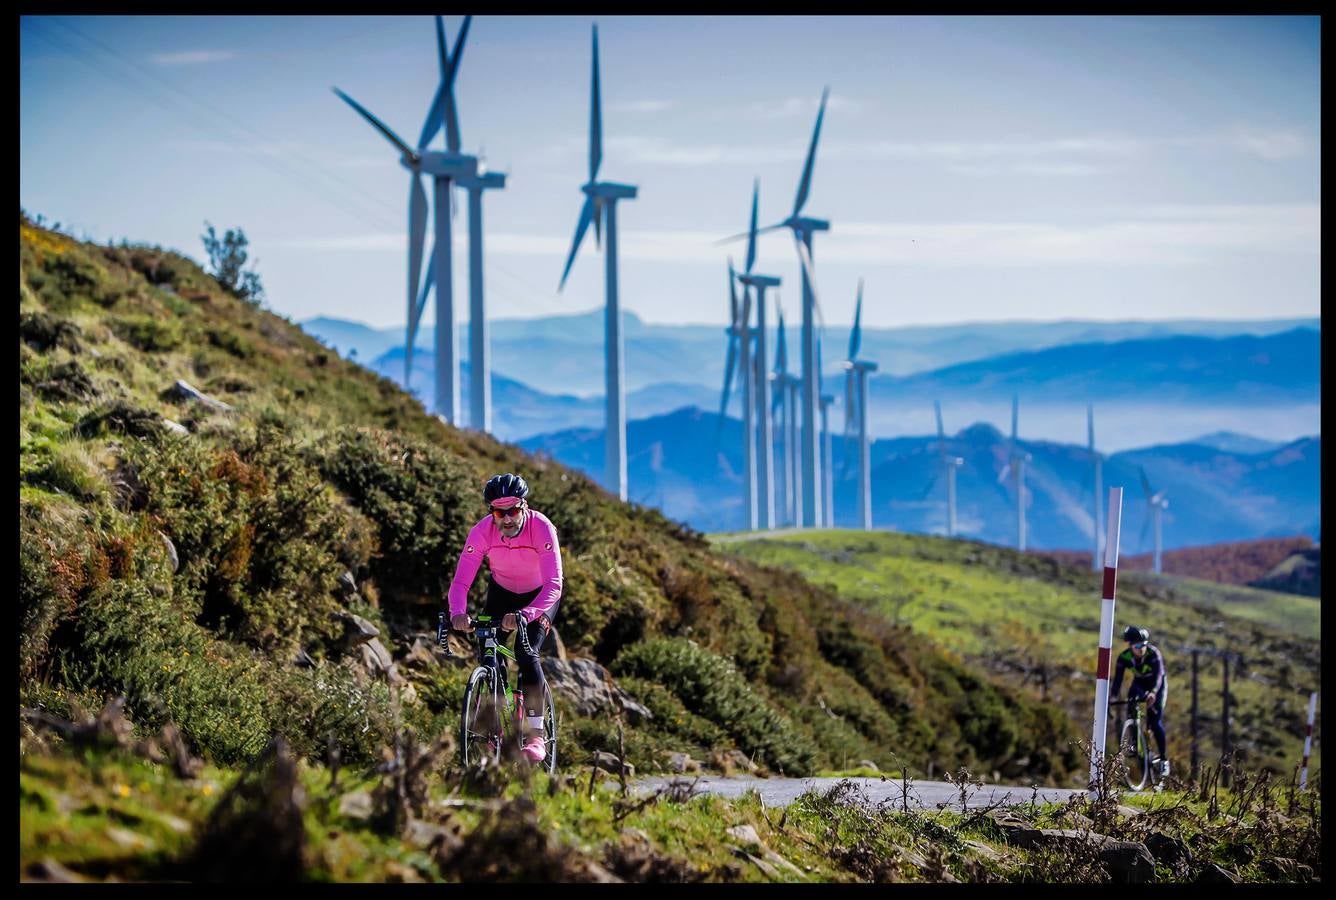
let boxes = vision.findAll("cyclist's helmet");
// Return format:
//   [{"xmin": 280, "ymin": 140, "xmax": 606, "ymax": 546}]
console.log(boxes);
[
  {"xmin": 1122, "ymin": 625, "xmax": 1149, "ymax": 643},
  {"xmin": 483, "ymin": 472, "xmax": 529, "ymax": 504}
]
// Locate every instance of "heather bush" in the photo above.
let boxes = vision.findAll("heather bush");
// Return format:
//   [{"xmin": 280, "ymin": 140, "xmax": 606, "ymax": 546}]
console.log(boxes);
[{"xmin": 612, "ymin": 637, "xmax": 818, "ymax": 775}]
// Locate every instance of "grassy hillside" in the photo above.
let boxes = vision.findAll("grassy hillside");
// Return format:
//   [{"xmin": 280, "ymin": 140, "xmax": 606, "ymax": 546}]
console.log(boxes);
[
  {"xmin": 1038, "ymin": 536, "xmax": 1316, "ymax": 592},
  {"xmin": 19, "ymin": 214, "xmax": 1088, "ymax": 786},
  {"xmin": 719, "ymin": 530, "xmax": 1321, "ymax": 779}
]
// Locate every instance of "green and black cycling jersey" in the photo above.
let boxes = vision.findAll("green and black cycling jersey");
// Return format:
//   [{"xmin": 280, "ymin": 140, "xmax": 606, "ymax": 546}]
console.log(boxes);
[{"xmin": 1110, "ymin": 642, "xmax": 1166, "ymax": 699}]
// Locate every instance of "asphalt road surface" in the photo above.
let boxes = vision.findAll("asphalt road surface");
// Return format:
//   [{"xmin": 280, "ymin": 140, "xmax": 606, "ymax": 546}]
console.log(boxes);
[{"xmin": 633, "ymin": 775, "xmax": 1088, "ymax": 811}]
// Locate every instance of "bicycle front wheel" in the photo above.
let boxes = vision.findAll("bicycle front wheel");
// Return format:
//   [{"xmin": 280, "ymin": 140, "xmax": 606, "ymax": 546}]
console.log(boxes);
[
  {"xmin": 541, "ymin": 689, "xmax": 558, "ymax": 776},
  {"xmin": 460, "ymin": 667, "xmax": 501, "ymax": 768},
  {"xmin": 1120, "ymin": 719, "xmax": 1150, "ymax": 791}
]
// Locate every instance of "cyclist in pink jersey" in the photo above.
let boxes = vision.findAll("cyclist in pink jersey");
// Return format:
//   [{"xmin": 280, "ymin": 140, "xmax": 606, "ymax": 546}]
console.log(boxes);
[{"xmin": 444, "ymin": 473, "xmax": 562, "ymax": 763}]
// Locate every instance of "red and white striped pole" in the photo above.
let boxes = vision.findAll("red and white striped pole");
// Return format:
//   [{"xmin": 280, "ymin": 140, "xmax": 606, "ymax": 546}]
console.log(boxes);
[
  {"xmin": 1300, "ymin": 691, "xmax": 1318, "ymax": 790},
  {"xmin": 1089, "ymin": 486, "xmax": 1124, "ymax": 794}
]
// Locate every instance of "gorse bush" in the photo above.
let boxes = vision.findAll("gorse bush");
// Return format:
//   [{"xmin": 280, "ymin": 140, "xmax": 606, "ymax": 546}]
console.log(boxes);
[
  {"xmin": 130, "ymin": 422, "xmax": 359, "ymax": 652},
  {"xmin": 315, "ymin": 426, "xmax": 478, "ymax": 607},
  {"xmin": 613, "ymin": 637, "xmax": 819, "ymax": 775}
]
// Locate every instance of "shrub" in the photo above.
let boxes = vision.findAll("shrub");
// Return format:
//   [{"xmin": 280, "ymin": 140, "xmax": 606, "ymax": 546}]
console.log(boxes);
[
  {"xmin": 38, "ymin": 440, "xmax": 111, "ymax": 505},
  {"xmin": 110, "ymin": 314, "xmax": 182, "ymax": 352},
  {"xmin": 612, "ymin": 637, "xmax": 818, "ymax": 775},
  {"xmin": 19, "ymin": 495, "xmax": 95, "ymax": 680},
  {"xmin": 315, "ymin": 426, "xmax": 477, "ymax": 608}
]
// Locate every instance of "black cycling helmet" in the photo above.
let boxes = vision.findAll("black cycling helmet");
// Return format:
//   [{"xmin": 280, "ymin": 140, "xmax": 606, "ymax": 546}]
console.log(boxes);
[
  {"xmin": 1122, "ymin": 625, "xmax": 1149, "ymax": 643},
  {"xmin": 483, "ymin": 472, "xmax": 529, "ymax": 504}
]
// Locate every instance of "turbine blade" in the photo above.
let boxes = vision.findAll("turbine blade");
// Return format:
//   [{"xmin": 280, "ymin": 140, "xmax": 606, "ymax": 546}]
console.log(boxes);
[
  {"xmin": 1138, "ymin": 515, "xmax": 1152, "ymax": 554},
  {"xmin": 558, "ymin": 196, "xmax": 596, "ymax": 292},
  {"xmin": 435, "ymin": 15, "xmax": 448, "ymax": 80},
  {"xmin": 442, "ymin": 15, "xmax": 471, "ymax": 153},
  {"xmin": 589, "ymin": 24, "xmax": 602, "ymax": 182},
  {"xmin": 997, "ymin": 463, "xmax": 1011, "ymax": 485},
  {"xmin": 728, "ymin": 258, "xmax": 740, "ymax": 326},
  {"xmin": 1087, "ymin": 403, "xmax": 1096, "ymax": 452},
  {"xmin": 718, "ymin": 331, "xmax": 739, "ymax": 422},
  {"xmin": 407, "ymin": 174, "xmax": 428, "ymax": 371},
  {"xmin": 843, "ymin": 369, "xmax": 857, "ymax": 436},
  {"xmin": 716, "ymin": 221, "xmax": 786, "ymax": 246},
  {"xmin": 935, "ymin": 399, "xmax": 945, "ymax": 445},
  {"xmin": 334, "ymin": 87, "xmax": 416, "ymax": 159},
  {"xmin": 792, "ymin": 86, "xmax": 829, "ymax": 217},
  {"xmin": 918, "ymin": 471, "xmax": 939, "ymax": 502},
  {"xmin": 1139, "ymin": 467, "xmax": 1154, "ymax": 501},
  {"xmin": 848, "ymin": 278, "xmax": 863, "ymax": 360},
  {"xmin": 745, "ymin": 179, "xmax": 759, "ymax": 275},
  {"xmin": 416, "ymin": 251, "xmax": 434, "ymax": 326},
  {"xmin": 774, "ymin": 304, "xmax": 787, "ymax": 373},
  {"xmin": 593, "ymin": 198, "xmax": 602, "ymax": 249}
]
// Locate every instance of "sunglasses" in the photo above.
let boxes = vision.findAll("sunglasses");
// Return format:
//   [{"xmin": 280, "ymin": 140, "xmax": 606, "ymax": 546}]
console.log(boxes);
[
  {"xmin": 490, "ymin": 504, "xmax": 524, "ymax": 519},
  {"xmin": 1132, "ymin": 642, "xmax": 1147, "ymax": 649}
]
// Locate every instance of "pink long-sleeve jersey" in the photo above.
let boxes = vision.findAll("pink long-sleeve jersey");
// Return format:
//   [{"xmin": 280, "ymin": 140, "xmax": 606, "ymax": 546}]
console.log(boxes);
[{"xmin": 446, "ymin": 509, "xmax": 563, "ymax": 621}]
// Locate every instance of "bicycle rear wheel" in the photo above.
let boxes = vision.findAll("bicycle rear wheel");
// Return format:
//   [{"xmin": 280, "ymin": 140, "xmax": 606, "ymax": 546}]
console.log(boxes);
[
  {"xmin": 1120, "ymin": 718, "xmax": 1150, "ymax": 790},
  {"xmin": 460, "ymin": 667, "xmax": 502, "ymax": 767}
]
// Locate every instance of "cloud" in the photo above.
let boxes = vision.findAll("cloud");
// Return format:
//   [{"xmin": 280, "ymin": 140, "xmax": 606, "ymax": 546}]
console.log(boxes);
[
  {"xmin": 1223, "ymin": 128, "xmax": 1309, "ymax": 161},
  {"xmin": 148, "ymin": 50, "xmax": 234, "ymax": 66},
  {"xmin": 610, "ymin": 99, "xmax": 676, "ymax": 113},
  {"xmin": 744, "ymin": 94, "xmax": 865, "ymax": 119}
]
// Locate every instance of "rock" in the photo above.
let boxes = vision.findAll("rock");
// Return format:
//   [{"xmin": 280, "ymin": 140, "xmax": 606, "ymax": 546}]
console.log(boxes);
[
  {"xmin": 962, "ymin": 839, "xmax": 1003, "ymax": 862},
  {"xmin": 1259, "ymin": 857, "xmax": 1313, "ymax": 882},
  {"xmin": 360, "ymin": 638, "xmax": 394, "ymax": 674},
  {"xmin": 397, "ymin": 682, "xmax": 418, "ymax": 705},
  {"xmin": 105, "ymin": 826, "xmax": 154, "ymax": 851},
  {"xmin": 338, "ymin": 790, "xmax": 374, "ymax": 821},
  {"xmin": 725, "ymin": 824, "xmax": 803, "ymax": 876},
  {"xmin": 337, "ymin": 571, "xmax": 358, "ymax": 597},
  {"xmin": 403, "ymin": 818, "xmax": 459, "ymax": 853},
  {"xmin": 988, "ymin": 810, "xmax": 1044, "ymax": 849},
  {"xmin": 161, "ymin": 419, "xmax": 190, "ymax": 436},
  {"xmin": 1116, "ymin": 804, "xmax": 1143, "ymax": 818},
  {"xmin": 337, "ymin": 611, "xmax": 380, "ymax": 649},
  {"xmin": 293, "ymin": 647, "xmax": 316, "ymax": 668},
  {"xmin": 1144, "ymin": 831, "xmax": 1193, "ymax": 876},
  {"xmin": 402, "ymin": 636, "xmax": 447, "ymax": 671},
  {"xmin": 540, "ymin": 657, "xmax": 652, "ymax": 724},
  {"xmin": 1096, "ymin": 839, "xmax": 1156, "ymax": 884},
  {"xmin": 25, "ymin": 859, "xmax": 85, "ymax": 883},
  {"xmin": 166, "ymin": 379, "xmax": 233, "ymax": 412},
  {"xmin": 1196, "ymin": 862, "xmax": 1240, "ymax": 883},
  {"xmin": 592, "ymin": 751, "xmax": 635, "ymax": 777},
  {"xmin": 159, "ymin": 531, "xmax": 179, "ymax": 574},
  {"xmin": 713, "ymin": 749, "xmax": 758, "ymax": 775},
  {"xmin": 666, "ymin": 752, "xmax": 701, "ymax": 774},
  {"xmin": 384, "ymin": 861, "xmax": 426, "ymax": 883}
]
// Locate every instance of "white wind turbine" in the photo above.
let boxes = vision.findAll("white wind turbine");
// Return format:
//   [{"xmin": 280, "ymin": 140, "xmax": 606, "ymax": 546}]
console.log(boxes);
[
  {"xmin": 997, "ymin": 395, "xmax": 1031, "ymax": 550},
  {"xmin": 1139, "ymin": 467, "xmax": 1170, "ymax": 574}
]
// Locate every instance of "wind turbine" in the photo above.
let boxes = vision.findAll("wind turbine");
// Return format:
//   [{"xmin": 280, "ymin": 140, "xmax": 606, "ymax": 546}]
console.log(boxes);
[
  {"xmin": 818, "ymin": 336, "xmax": 835, "ymax": 528},
  {"xmin": 717, "ymin": 258, "xmax": 755, "ymax": 528},
  {"xmin": 557, "ymin": 23, "xmax": 638, "ymax": 501},
  {"xmin": 996, "ymin": 395, "xmax": 1031, "ymax": 550},
  {"xmin": 924, "ymin": 400, "xmax": 964, "ymax": 537},
  {"xmin": 721, "ymin": 89, "xmax": 831, "ymax": 527},
  {"xmin": 1139, "ymin": 467, "xmax": 1169, "ymax": 574},
  {"xmin": 1088, "ymin": 404, "xmax": 1104, "ymax": 571},
  {"xmin": 735, "ymin": 180, "xmax": 781, "ymax": 530},
  {"xmin": 333, "ymin": 16, "xmax": 478, "ymax": 423},
  {"xmin": 772, "ymin": 303, "xmax": 801, "ymax": 527},
  {"xmin": 843, "ymin": 279, "xmax": 877, "ymax": 531}
]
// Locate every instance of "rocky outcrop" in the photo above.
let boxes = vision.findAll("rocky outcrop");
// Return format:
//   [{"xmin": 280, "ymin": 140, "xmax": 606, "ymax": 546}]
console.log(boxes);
[{"xmin": 540, "ymin": 657, "xmax": 652, "ymax": 724}]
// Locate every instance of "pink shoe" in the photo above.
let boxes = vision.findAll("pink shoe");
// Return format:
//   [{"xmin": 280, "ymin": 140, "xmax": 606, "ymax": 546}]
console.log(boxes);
[{"xmin": 520, "ymin": 735, "xmax": 546, "ymax": 763}]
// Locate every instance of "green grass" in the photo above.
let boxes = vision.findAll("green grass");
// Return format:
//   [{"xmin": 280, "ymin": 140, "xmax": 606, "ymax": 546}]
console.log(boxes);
[{"xmin": 717, "ymin": 530, "xmax": 1321, "ymax": 778}]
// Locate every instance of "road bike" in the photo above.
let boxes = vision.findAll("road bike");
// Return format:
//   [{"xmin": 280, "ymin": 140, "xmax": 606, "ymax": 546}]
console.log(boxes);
[
  {"xmin": 1110, "ymin": 697, "xmax": 1161, "ymax": 791},
  {"xmin": 440, "ymin": 612, "xmax": 558, "ymax": 775}
]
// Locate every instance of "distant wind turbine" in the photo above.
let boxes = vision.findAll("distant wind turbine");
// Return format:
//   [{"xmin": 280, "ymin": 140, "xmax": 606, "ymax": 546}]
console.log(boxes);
[
  {"xmin": 717, "ymin": 257, "xmax": 755, "ymax": 528},
  {"xmin": 843, "ymin": 279, "xmax": 877, "ymax": 531},
  {"xmin": 996, "ymin": 395, "xmax": 1031, "ymax": 550},
  {"xmin": 557, "ymin": 24, "xmax": 638, "ymax": 501},
  {"xmin": 1139, "ymin": 467, "xmax": 1169, "ymax": 574},
  {"xmin": 921, "ymin": 400, "xmax": 964, "ymax": 537}
]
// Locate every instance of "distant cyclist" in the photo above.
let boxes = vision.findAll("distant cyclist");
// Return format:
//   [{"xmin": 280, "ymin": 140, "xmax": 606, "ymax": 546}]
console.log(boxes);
[
  {"xmin": 1111, "ymin": 625, "xmax": 1170, "ymax": 779},
  {"xmin": 444, "ymin": 473, "xmax": 562, "ymax": 764}
]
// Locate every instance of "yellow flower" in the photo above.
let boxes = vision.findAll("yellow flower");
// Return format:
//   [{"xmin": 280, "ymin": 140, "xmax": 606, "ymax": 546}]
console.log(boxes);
[
  {"xmin": 201, "ymin": 783, "xmax": 214, "ymax": 796},
  {"xmin": 115, "ymin": 783, "xmax": 130, "ymax": 798}
]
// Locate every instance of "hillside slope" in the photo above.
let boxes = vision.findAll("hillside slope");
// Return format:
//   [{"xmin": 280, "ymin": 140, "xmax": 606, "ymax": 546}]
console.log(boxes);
[{"xmin": 18, "ymin": 214, "xmax": 1083, "ymax": 787}]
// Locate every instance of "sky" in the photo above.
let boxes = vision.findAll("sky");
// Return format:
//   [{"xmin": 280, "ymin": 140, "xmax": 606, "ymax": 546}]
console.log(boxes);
[{"xmin": 20, "ymin": 15, "xmax": 1321, "ymax": 333}]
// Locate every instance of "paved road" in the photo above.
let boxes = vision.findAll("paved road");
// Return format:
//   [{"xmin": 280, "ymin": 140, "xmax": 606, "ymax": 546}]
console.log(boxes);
[{"xmin": 633, "ymin": 775, "xmax": 1087, "ymax": 811}]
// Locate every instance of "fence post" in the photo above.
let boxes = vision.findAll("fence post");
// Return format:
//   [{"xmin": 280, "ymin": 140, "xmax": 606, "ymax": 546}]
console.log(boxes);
[
  {"xmin": 1190, "ymin": 649, "xmax": 1200, "ymax": 781},
  {"xmin": 1300, "ymin": 691, "xmax": 1318, "ymax": 790},
  {"xmin": 1089, "ymin": 486, "xmax": 1124, "ymax": 796}
]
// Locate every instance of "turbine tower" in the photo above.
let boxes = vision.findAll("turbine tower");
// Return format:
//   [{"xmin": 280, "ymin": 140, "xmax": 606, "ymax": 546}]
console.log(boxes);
[
  {"xmin": 723, "ymin": 89, "xmax": 831, "ymax": 527},
  {"xmin": 558, "ymin": 24, "xmax": 638, "ymax": 501},
  {"xmin": 772, "ymin": 304, "xmax": 801, "ymax": 527},
  {"xmin": 735, "ymin": 180, "xmax": 781, "ymax": 530},
  {"xmin": 843, "ymin": 280, "xmax": 877, "ymax": 531},
  {"xmin": 818, "ymin": 336, "xmax": 835, "ymax": 528},
  {"xmin": 334, "ymin": 16, "xmax": 478, "ymax": 423},
  {"xmin": 934, "ymin": 400, "xmax": 964, "ymax": 537},
  {"xmin": 1089, "ymin": 404, "xmax": 1103, "ymax": 571},
  {"xmin": 717, "ymin": 258, "xmax": 755, "ymax": 528},
  {"xmin": 997, "ymin": 395, "xmax": 1031, "ymax": 550},
  {"xmin": 1139, "ymin": 467, "xmax": 1170, "ymax": 574}
]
